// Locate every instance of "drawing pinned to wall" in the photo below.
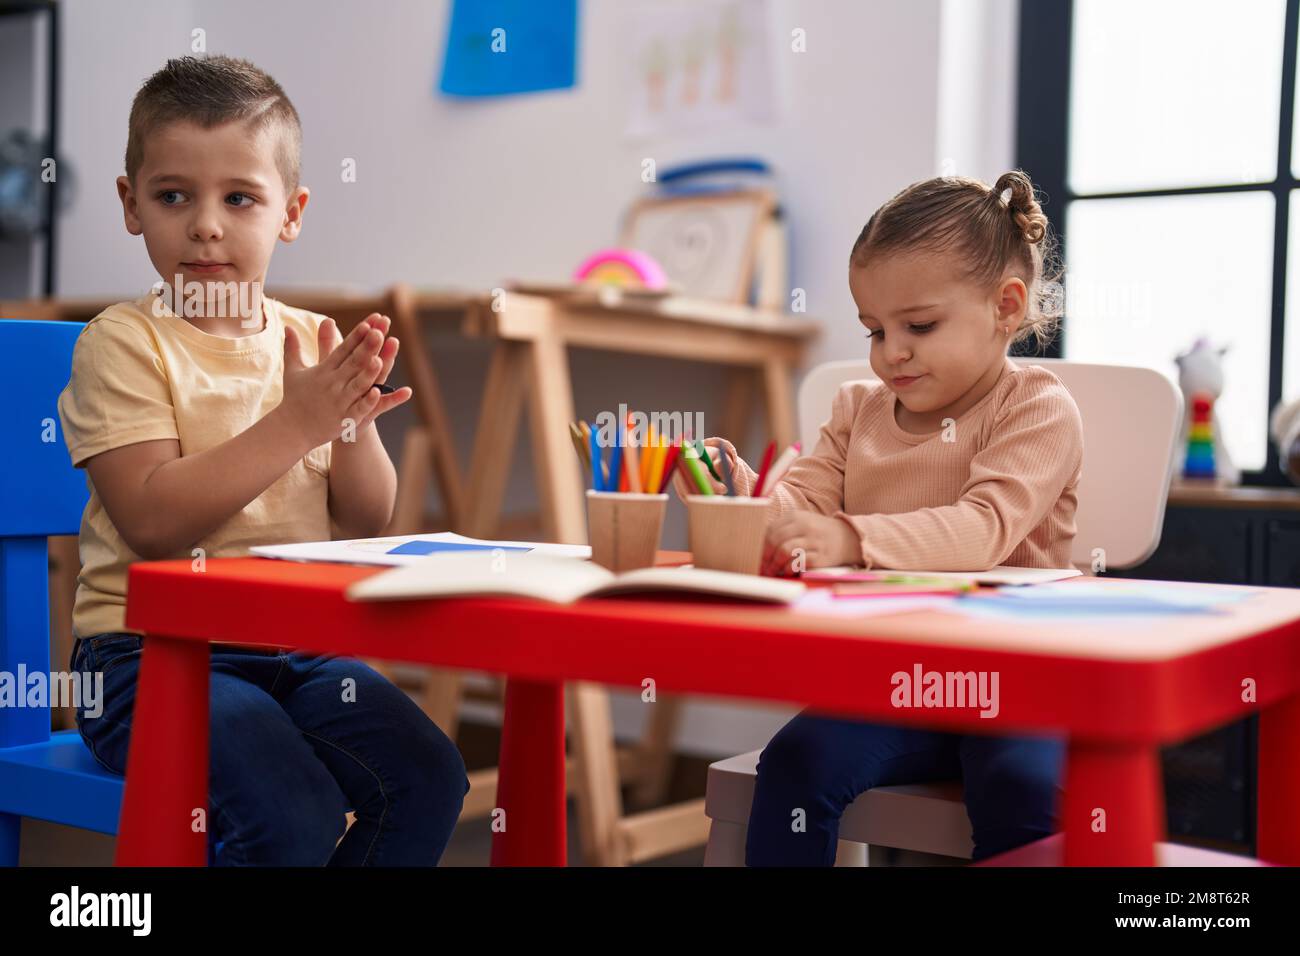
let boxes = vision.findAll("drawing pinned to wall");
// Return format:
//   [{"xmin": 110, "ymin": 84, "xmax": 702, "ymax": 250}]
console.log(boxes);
[
  {"xmin": 439, "ymin": 0, "xmax": 580, "ymax": 98},
  {"xmin": 625, "ymin": 0, "xmax": 776, "ymax": 138}
]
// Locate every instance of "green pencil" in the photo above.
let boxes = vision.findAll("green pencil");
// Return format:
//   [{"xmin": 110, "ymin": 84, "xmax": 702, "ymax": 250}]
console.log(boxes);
[
  {"xmin": 681, "ymin": 442, "xmax": 715, "ymax": 496},
  {"xmin": 695, "ymin": 439, "xmax": 724, "ymax": 483}
]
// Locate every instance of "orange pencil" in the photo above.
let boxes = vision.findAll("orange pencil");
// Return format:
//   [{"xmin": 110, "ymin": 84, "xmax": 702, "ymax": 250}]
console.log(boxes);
[
  {"xmin": 623, "ymin": 412, "xmax": 642, "ymax": 493},
  {"xmin": 641, "ymin": 425, "xmax": 657, "ymax": 490},
  {"xmin": 646, "ymin": 435, "xmax": 668, "ymax": 495}
]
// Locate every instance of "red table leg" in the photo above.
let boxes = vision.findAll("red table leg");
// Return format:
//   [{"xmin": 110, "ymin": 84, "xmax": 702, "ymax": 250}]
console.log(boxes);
[
  {"xmin": 491, "ymin": 678, "xmax": 566, "ymax": 866},
  {"xmin": 1258, "ymin": 692, "xmax": 1300, "ymax": 864},
  {"xmin": 114, "ymin": 636, "xmax": 209, "ymax": 866},
  {"xmin": 1061, "ymin": 741, "xmax": 1163, "ymax": 866}
]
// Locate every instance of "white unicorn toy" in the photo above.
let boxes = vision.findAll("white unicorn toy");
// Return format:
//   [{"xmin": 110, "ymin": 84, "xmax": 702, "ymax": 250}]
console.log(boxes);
[{"xmin": 1174, "ymin": 338, "xmax": 1239, "ymax": 486}]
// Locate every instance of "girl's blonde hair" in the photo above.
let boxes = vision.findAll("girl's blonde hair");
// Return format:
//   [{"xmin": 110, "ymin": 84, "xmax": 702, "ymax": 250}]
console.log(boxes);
[{"xmin": 849, "ymin": 170, "xmax": 1061, "ymax": 352}]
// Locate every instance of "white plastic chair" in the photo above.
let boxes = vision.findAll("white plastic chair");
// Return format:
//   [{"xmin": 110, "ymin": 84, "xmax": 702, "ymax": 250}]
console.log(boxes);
[{"xmin": 702, "ymin": 358, "xmax": 1184, "ymax": 865}]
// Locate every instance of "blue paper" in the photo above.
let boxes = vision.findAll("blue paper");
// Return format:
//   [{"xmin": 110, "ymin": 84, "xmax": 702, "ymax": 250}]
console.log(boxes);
[
  {"xmin": 386, "ymin": 541, "xmax": 533, "ymax": 556},
  {"xmin": 439, "ymin": 0, "xmax": 579, "ymax": 98},
  {"xmin": 991, "ymin": 581, "xmax": 1257, "ymax": 610},
  {"xmin": 953, "ymin": 599, "xmax": 1230, "ymax": 621},
  {"xmin": 949, "ymin": 581, "xmax": 1259, "ymax": 621}
]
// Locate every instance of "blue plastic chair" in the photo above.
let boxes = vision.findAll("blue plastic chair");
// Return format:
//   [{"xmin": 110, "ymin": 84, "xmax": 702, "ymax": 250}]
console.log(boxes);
[{"xmin": 0, "ymin": 318, "xmax": 124, "ymax": 865}]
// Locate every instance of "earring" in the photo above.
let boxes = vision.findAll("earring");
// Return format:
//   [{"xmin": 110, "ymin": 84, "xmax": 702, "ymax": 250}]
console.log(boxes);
[{"xmin": 1002, "ymin": 325, "xmax": 1010, "ymax": 335}]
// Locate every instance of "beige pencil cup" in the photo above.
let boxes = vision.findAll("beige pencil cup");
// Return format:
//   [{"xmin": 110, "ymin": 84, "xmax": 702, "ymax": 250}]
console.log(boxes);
[
  {"xmin": 585, "ymin": 490, "xmax": 668, "ymax": 572},
  {"xmin": 685, "ymin": 495, "xmax": 772, "ymax": 575}
]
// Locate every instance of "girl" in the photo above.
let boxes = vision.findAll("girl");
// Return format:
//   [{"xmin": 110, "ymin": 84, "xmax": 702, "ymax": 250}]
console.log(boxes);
[{"xmin": 675, "ymin": 170, "xmax": 1082, "ymax": 865}]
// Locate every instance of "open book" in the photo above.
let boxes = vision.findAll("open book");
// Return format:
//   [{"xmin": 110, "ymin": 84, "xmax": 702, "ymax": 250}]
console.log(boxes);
[{"xmin": 346, "ymin": 552, "xmax": 806, "ymax": 605}]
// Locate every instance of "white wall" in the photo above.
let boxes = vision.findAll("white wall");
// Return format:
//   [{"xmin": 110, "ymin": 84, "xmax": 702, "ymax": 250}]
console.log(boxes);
[
  {"xmin": 938, "ymin": 0, "xmax": 1019, "ymax": 183},
  {"xmin": 60, "ymin": 0, "xmax": 943, "ymax": 342},
  {"xmin": 54, "ymin": 0, "xmax": 1017, "ymax": 758}
]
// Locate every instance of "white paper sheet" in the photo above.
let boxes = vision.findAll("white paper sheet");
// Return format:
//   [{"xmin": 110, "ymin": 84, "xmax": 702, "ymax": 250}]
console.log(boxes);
[{"xmin": 250, "ymin": 532, "xmax": 592, "ymax": 567}]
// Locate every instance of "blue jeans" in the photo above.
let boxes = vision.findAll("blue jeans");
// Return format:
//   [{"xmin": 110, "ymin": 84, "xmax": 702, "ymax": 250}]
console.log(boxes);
[
  {"xmin": 745, "ymin": 711, "xmax": 1064, "ymax": 866},
  {"xmin": 71, "ymin": 633, "xmax": 469, "ymax": 866}
]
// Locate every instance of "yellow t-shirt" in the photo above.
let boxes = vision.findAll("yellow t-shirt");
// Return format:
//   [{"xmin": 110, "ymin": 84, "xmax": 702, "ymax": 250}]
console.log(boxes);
[{"xmin": 56, "ymin": 292, "xmax": 334, "ymax": 639}]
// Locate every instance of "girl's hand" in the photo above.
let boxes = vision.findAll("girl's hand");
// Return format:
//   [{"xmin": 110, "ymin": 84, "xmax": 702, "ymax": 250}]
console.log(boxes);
[
  {"xmin": 670, "ymin": 437, "xmax": 729, "ymax": 498},
  {"xmin": 761, "ymin": 512, "xmax": 862, "ymax": 577},
  {"xmin": 319, "ymin": 313, "xmax": 413, "ymax": 431}
]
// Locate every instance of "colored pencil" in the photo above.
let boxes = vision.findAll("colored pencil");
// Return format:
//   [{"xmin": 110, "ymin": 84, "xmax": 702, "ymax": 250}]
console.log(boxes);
[
  {"xmin": 757, "ymin": 442, "xmax": 801, "ymax": 496},
  {"xmin": 609, "ymin": 422, "xmax": 624, "ymax": 495},
  {"xmin": 623, "ymin": 413, "xmax": 642, "ymax": 493},
  {"xmin": 681, "ymin": 441, "xmax": 715, "ymax": 495},
  {"xmin": 752, "ymin": 441, "xmax": 777, "ymax": 497},
  {"xmin": 581, "ymin": 421, "xmax": 610, "ymax": 489},
  {"xmin": 588, "ymin": 423, "xmax": 603, "ymax": 491},
  {"xmin": 646, "ymin": 437, "xmax": 668, "ymax": 495},
  {"xmin": 641, "ymin": 426, "xmax": 657, "ymax": 490},
  {"xmin": 695, "ymin": 439, "xmax": 723, "ymax": 483},
  {"xmin": 569, "ymin": 421, "xmax": 588, "ymax": 463},
  {"xmin": 656, "ymin": 443, "xmax": 681, "ymax": 494}
]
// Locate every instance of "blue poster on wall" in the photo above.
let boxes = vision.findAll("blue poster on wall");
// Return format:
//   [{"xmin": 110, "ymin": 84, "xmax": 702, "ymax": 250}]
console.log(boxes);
[{"xmin": 439, "ymin": 0, "xmax": 579, "ymax": 98}]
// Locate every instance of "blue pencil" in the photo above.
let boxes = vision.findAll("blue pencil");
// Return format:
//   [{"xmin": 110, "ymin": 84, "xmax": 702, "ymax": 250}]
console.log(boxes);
[
  {"xmin": 589, "ymin": 425, "xmax": 603, "ymax": 491},
  {"xmin": 608, "ymin": 422, "xmax": 625, "ymax": 494}
]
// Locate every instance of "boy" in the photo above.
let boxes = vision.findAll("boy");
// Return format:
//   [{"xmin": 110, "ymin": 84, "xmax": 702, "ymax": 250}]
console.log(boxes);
[{"xmin": 57, "ymin": 55, "xmax": 468, "ymax": 865}]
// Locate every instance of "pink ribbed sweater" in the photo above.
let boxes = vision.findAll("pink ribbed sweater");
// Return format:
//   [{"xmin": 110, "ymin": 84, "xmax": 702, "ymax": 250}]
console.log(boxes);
[{"xmin": 716, "ymin": 358, "xmax": 1084, "ymax": 570}]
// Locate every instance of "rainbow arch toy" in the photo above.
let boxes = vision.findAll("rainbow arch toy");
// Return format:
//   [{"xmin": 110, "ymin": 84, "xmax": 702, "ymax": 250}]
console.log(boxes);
[{"xmin": 572, "ymin": 248, "xmax": 669, "ymax": 290}]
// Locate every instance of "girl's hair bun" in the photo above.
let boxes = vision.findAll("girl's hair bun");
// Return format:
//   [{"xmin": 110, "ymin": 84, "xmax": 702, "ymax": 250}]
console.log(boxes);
[
  {"xmin": 993, "ymin": 170, "xmax": 1047, "ymax": 245},
  {"xmin": 849, "ymin": 168, "xmax": 1062, "ymax": 354}
]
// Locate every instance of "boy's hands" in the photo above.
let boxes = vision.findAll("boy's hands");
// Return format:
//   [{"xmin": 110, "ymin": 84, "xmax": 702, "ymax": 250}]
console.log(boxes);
[
  {"xmin": 318, "ymin": 313, "xmax": 412, "ymax": 430},
  {"xmin": 760, "ymin": 512, "xmax": 862, "ymax": 577},
  {"xmin": 279, "ymin": 312, "xmax": 413, "ymax": 447}
]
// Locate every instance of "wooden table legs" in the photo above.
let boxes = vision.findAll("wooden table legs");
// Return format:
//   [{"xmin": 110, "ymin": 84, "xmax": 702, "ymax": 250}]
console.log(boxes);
[
  {"xmin": 387, "ymin": 283, "xmax": 468, "ymax": 533},
  {"xmin": 464, "ymin": 338, "xmax": 585, "ymax": 545},
  {"xmin": 490, "ymin": 678, "xmax": 567, "ymax": 866},
  {"xmin": 523, "ymin": 336, "xmax": 585, "ymax": 544},
  {"xmin": 114, "ymin": 635, "xmax": 209, "ymax": 866}
]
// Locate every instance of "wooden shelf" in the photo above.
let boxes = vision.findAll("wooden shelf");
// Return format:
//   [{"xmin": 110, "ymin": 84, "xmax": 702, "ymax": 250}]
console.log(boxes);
[{"xmin": 1168, "ymin": 481, "xmax": 1300, "ymax": 511}]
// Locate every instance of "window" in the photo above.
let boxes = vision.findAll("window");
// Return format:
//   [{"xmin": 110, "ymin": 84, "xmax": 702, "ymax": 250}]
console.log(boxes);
[{"xmin": 1019, "ymin": 0, "xmax": 1297, "ymax": 480}]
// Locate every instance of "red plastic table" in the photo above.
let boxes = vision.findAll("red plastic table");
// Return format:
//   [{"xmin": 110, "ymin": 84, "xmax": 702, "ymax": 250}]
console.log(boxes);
[{"xmin": 115, "ymin": 556, "xmax": 1300, "ymax": 866}]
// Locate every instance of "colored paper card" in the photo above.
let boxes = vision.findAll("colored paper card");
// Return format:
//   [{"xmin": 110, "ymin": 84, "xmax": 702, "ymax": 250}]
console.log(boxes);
[
  {"xmin": 439, "ymin": 0, "xmax": 579, "ymax": 97},
  {"xmin": 387, "ymin": 541, "xmax": 533, "ymax": 556}
]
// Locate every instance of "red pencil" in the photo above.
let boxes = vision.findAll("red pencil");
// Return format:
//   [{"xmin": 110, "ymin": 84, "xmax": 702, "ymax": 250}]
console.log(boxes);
[
  {"xmin": 656, "ymin": 443, "xmax": 681, "ymax": 494},
  {"xmin": 752, "ymin": 440, "xmax": 777, "ymax": 497}
]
